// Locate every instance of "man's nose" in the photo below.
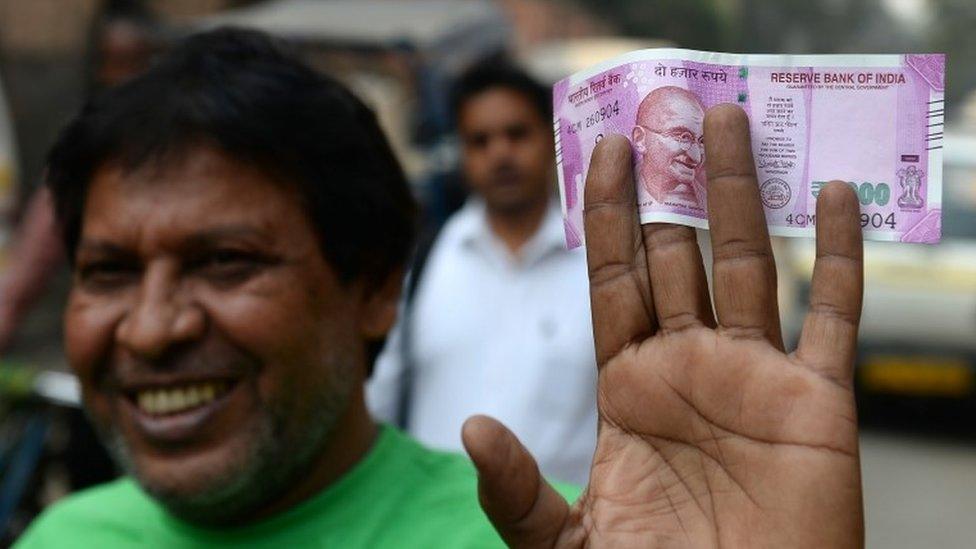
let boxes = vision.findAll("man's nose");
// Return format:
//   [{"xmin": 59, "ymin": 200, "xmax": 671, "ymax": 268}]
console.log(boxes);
[
  {"xmin": 686, "ymin": 142, "xmax": 703, "ymax": 164},
  {"xmin": 487, "ymin": 134, "xmax": 515, "ymax": 162},
  {"xmin": 115, "ymin": 262, "xmax": 206, "ymax": 360}
]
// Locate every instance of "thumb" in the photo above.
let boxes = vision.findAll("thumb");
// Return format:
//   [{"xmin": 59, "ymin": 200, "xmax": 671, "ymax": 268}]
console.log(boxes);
[{"xmin": 461, "ymin": 415, "xmax": 572, "ymax": 548}]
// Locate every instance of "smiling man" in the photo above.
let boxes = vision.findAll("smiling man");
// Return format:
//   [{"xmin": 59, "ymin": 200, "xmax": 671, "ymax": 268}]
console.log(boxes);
[
  {"xmin": 18, "ymin": 27, "xmax": 869, "ymax": 549},
  {"xmin": 632, "ymin": 85, "xmax": 707, "ymax": 208},
  {"xmin": 67, "ymin": 148, "xmax": 372, "ymax": 525}
]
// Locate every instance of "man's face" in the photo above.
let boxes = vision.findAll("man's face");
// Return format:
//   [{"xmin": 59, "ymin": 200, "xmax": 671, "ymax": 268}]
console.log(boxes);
[
  {"xmin": 637, "ymin": 96, "xmax": 705, "ymax": 190},
  {"xmin": 458, "ymin": 87, "xmax": 553, "ymax": 215},
  {"xmin": 66, "ymin": 146, "xmax": 364, "ymax": 522}
]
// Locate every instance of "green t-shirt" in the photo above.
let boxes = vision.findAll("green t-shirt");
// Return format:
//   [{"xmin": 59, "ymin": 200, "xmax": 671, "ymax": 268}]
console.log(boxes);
[{"xmin": 16, "ymin": 425, "xmax": 580, "ymax": 548}]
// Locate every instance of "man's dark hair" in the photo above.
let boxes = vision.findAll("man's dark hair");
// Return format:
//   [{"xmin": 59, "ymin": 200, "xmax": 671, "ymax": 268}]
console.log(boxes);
[
  {"xmin": 48, "ymin": 27, "xmax": 417, "ymax": 292},
  {"xmin": 47, "ymin": 28, "xmax": 417, "ymax": 373},
  {"xmin": 450, "ymin": 60, "xmax": 551, "ymax": 127}
]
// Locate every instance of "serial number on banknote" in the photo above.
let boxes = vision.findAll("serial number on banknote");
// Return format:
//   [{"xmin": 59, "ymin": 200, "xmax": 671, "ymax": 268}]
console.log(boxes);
[
  {"xmin": 785, "ymin": 212, "xmax": 896, "ymax": 229},
  {"xmin": 566, "ymin": 100, "xmax": 621, "ymax": 134}
]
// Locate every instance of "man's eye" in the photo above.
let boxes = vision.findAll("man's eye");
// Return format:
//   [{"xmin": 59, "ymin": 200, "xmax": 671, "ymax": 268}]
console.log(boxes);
[
  {"xmin": 675, "ymin": 132, "xmax": 695, "ymax": 144},
  {"xmin": 77, "ymin": 261, "xmax": 139, "ymax": 289},
  {"xmin": 193, "ymin": 250, "xmax": 265, "ymax": 283},
  {"xmin": 507, "ymin": 125, "xmax": 529, "ymax": 141},
  {"xmin": 466, "ymin": 133, "xmax": 488, "ymax": 149}
]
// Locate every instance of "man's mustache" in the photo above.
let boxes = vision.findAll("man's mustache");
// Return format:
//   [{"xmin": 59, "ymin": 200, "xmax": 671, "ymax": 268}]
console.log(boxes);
[
  {"xmin": 98, "ymin": 344, "xmax": 256, "ymax": 390},
  {"xmin": 489, "ymin": 163, "xmax": 522, "ymax": 182}
]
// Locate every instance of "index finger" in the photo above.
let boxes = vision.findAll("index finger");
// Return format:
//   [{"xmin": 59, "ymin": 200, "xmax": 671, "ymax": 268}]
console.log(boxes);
[{"xmin": 583, "ymin": 135, "xmax": 656, "ymax": 366}]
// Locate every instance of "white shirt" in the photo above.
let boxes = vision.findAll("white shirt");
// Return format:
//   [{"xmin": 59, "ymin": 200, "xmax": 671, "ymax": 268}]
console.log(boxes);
[{"xmin": 367, "ymin": 199, "xmax": 597, "ymax": 485}]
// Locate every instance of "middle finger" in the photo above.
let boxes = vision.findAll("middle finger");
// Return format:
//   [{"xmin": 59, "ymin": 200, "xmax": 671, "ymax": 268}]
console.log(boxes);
[
  {"xmin": 642, "ymin": 223, "xmax": 715, "ymax": 332},
  {"xmin": 703, "ymin": 104, "xmax": 784, "ymax": 349}
]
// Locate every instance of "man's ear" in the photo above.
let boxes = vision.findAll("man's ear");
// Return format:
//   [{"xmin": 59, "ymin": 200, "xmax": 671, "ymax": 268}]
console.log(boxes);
[
  {"xmin": 360, "ymin": 268, "xmax": 405, "ymax": 339},
  {"xmin": 632, "ymin": 126, "xmax": 647, "ymax": 154}
]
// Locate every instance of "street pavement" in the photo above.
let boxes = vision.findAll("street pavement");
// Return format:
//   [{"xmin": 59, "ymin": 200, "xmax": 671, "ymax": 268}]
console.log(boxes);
[{"xmin": 861, "ymin": 429, "xmax": 976, "ymax": 548}]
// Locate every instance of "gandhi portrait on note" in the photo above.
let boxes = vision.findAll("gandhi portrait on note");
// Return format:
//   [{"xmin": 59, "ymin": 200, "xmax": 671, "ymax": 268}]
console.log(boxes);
[{"xmin": 632, "ymin": 86, "xmax": 706, "ymax": 208}]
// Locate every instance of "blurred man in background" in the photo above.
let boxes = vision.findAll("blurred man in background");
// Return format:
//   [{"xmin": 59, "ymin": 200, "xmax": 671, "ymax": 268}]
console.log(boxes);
[{"xmin": 367, "ymin": 62, "xmax": 597, "ymax": 485}]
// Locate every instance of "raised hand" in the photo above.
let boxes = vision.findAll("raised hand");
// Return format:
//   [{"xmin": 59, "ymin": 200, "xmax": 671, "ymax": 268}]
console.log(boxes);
[{"xmin": 462, "ymin": 104, "xmax": 864, "ymax": 548}]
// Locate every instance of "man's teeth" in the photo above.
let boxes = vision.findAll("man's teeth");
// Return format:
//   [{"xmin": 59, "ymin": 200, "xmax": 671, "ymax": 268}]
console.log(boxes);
[{"xmin": 136, "ymin": 382, "xmax": 228, "ymax": 415}]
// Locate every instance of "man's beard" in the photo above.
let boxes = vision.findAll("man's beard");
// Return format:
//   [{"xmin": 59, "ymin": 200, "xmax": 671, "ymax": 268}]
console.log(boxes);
[{"xmin": 90, "ymin": 360, "xmax": 356, "ymax": 526}]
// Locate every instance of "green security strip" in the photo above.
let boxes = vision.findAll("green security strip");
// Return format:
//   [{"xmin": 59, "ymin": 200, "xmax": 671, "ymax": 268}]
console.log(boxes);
[{"xmin": 811, "ymin": 181, "xmax": 892, "ymax": 206}]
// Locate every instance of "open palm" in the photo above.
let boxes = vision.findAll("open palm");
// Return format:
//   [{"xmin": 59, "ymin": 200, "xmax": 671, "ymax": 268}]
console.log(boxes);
[{"xmin": 463, "ymin": 105, "xmax": 865, "ymax": 548}]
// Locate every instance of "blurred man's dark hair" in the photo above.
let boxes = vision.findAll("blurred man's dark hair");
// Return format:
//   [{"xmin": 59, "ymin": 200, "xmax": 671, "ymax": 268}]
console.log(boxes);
[
  {"xmin": 450, "ymin": 60, "xmax": 551, "ymax": 127},
  {"xmin": 48, "ymin": 27, "xmax": 417, "ymax": 292}
]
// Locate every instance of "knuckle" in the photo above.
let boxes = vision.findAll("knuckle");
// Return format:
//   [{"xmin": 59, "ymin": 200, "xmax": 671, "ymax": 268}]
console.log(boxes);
[
  {"xmin": 808, "ymin": 300, "xmax": 860, "ymax": 326},
  {"xmin": 712, "ymin": 237, "xmax": 773, "ymax": 263},
  {"xmin": 588, "ymin": 261, "xmax": 634, "ymax": 287}
]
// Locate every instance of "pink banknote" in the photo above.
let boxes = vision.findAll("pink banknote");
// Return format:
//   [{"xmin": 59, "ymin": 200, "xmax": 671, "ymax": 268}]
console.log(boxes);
[{"xmin": 554, "ymin": 50, "xmax": 946, "ymax": 246}]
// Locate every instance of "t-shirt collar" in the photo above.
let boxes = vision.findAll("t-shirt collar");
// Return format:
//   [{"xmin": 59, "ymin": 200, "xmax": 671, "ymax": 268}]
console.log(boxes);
[{"xmin": 457, "ymin": 198, "xmax": 566, "ymax": 266}]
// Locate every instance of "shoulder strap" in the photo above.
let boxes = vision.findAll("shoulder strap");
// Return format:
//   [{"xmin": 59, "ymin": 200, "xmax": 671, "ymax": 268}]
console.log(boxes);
[{"xmin": 395, "ymin": 221, "xmax": 444, "ymax": 430}]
